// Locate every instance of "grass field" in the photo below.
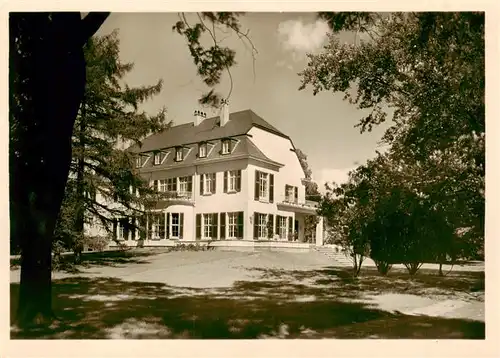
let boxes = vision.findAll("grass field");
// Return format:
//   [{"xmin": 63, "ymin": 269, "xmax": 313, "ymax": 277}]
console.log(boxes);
[{"xmin": 10, "ymin": 248, "xmax": 485, "ymax": 339}]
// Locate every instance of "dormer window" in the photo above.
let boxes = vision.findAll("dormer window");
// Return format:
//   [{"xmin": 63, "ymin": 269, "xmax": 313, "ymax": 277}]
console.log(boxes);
[
  {"xmin": 175, "ymin": 147, "xmax": 183, "ymax": 162},
  {"xmin": 221, "ymin": 139, "xmax": 231, "ymax": 155},
  {"xmin": 135, "ymin": 156, "xmax": 142, "ymax": 168},
  {"xmin": 198, "ymin": 143, "xmax": 207, "ymax": 158},
  {"xmin": 153, "ymin": 152, "xmax": 161, "ymax": 165}
]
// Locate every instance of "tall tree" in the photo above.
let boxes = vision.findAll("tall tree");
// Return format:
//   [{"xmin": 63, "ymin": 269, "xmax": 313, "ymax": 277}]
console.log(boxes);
[
  {"xmin": 301, "ymin": 12, "xmax": 484, "ymax": 264},
  {"xmin": 10, "ymin": 12, "xmax": 110, "ymax": 327},
  {"xmin": 10, "ymin": 11, "xmax": 253, "ymax": 328},
  {"xmin": 54, "ymin": 31, "xmax": 168, "ymax": 260}
]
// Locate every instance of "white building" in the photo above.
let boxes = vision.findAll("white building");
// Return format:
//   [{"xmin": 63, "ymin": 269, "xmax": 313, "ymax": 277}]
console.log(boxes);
[{"xmin": 91, "ymin": 104, "xmax": 324, "ymax": 247}]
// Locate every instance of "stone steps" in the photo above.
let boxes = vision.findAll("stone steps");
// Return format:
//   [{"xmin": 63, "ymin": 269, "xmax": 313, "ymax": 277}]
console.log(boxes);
[{"xmin": 314, "ymin": 246, "xmax": 353, "ymax": 266}]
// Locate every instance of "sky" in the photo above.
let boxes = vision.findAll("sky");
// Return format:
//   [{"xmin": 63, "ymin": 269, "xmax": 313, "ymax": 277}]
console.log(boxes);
[{"xmin": 96, "ymin": 12, "xmax": 389, "ymax": 192}]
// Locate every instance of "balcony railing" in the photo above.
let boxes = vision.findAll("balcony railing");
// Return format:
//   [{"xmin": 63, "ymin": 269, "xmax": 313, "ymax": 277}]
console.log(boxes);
[{"xmin": 158, "ymin": 190, "xmax": 194, "ymax": 201}]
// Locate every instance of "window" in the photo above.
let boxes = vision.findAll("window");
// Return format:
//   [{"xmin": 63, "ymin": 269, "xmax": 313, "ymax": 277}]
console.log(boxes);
[
  {"xmin": 117, "ymin": 220, "xmax": 125, "ymax": 240},
  {"xmin": 167, "ymin": 177, "xmax": 177, "ymax": 192},
  {"xmin": 286, "ymin": 185, "xmax": 298, "ymax": 203},
  {"xmin": 202, "ymin": 173, "xmax": 216, "ymax": 195},
  {"xmin": 203, "ymin": 213, "xmax": 218, "ymax": 238},
  {"xmin": 221, "ymin": 139, "xmax": 231, "ymax": 154},
  {"xmin": 278, "ymin": 216, "xmax": 287, "ymax": 239},
  {"xmin": 154, "ymin": 152, "xmax": 161, "ymax": 165},
  {"xmin": 258, "ymin": 213, "xmax": 267, "ymax": 238},
  {"xmin": 199, "ymin": 143, "xmax": 207, "ymax": 158},
  {"xmin": 171, "ymin": 213, "xmax": 180, "ymax": 238},
  {"xmin": 259, "ymin": 172, "xmax": 268, "ymax": 199},
  {"xmin": 175, "ymin": 147, "xmax": 183, "ymax": 161},
  {"xmin": 254, "ymin": 170, "xmax": 274, "ymax": 202},
  {"xmin": 151, "ymin": 214, "xmax": 164, "ymax": 240},
  {"xmin": 228, "ymin": 212, "xmax": 238, "ymax": 238},
  {"xmin": 159, "ymin": 179, "xmax": 168, "ymax": 192},
  {"xmin": 136, "ymin": 156, "xmax": 142, "ymax": 168},
  {"xmin": 178, "ymin": 176, "xmax": 189, "ymax": 196},
  {"xmin": 228, "ymin": 170, "xmax": 240, "ymax": 192}
]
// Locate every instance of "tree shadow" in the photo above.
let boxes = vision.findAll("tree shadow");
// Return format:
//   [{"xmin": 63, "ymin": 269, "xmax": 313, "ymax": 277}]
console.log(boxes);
[
  {"xmin": 246, "ymin": 265, "xmax": 484, "ymax": 301},
  {"xmin": 11, "ymin": 249, "xmax": 167, "ymax": 274},
  {"xmin": 10, "ymin": 273, "xmax": 484, "ymax": 339}
]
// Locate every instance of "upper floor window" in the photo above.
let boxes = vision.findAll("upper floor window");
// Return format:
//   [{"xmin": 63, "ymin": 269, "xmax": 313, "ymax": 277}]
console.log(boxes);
[
  {"xmin": 259, "ymin": 172, "xmax": 268, "ymax": 199},
  {"xmin": 224, "ymin": 170, "xmax": 241, "ymax": 193},
  {"xmin": 166, "ymin": 177, "xmax": 175, "ymax": 192},
  {"xmin": 254, "ymin": 170, "xmax": 274, "ymax": 202},
  {"xmin": 285, "ymin": 185, "xmax": 298, "ymax": 203},
  {"xmin": 175, "ymin": 147, "xmax": 183, "ymax": 162},
  {"xmin": 135, "ymin": 156, "xmax": 142, "ymax": 168},
  {"xmin": 153, "ymin": 152, "xmax": 161, "ymax": 165},
  {"xmin": 200, "ymin": 173, "xmax": 216, "ymax": 195},
  {"xmin": 221, "ymin": 139, "xmax": 231, "ymax": 154},
  {"xmin": 178, "ymin": 176, "xmax": 193, "ymax": 196},
  {"xmin": 198, "ymin": 143, "xmax": 207, "ymax": 158}
]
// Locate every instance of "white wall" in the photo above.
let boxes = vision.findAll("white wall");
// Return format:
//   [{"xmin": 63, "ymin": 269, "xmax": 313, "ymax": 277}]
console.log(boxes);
[{"xmin": 247, "ymin": 127, "xmax": 306, "ymax": 204}]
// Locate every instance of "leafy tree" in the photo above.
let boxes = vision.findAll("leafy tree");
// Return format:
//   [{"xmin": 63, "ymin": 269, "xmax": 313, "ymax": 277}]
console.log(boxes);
[
  {"xmin": 302, "ymin": 12, "xmax": 484, "ymax": 274},
  {"xmin": 318, "ymin": 178, "xmax": 371, "ymax": 277},
  {"xmin": 54, "ymin": 31, "xmax": 169, "ymax": 262},
  {"xmin": 300, "ymin": 12, "xmax": 484, "ymax": 173},
  {"xmin": 10, "ymin": 11, "xmax": 253, "ymax": 328}
]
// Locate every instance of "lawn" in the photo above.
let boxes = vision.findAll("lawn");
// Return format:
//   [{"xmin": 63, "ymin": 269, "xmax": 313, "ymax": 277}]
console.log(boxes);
[{"xmin": 10, "ymin": 248, "xmax": 485, "ymax": 339}]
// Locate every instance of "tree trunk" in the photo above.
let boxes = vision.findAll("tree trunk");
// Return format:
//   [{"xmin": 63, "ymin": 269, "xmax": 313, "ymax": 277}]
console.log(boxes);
[
  {"xmin": 439, "ymin": 263, "xmax": 443, "ymax": 276},
  {"xmin": 74, "ymin": 101, "xmax": 86, "ymax": 264},
  {"xmin": 10, "ymin": 12, "xmax": 109, "ymax": 328}
]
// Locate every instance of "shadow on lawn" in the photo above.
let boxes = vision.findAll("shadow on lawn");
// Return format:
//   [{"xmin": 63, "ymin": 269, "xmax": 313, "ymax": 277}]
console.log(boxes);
[
  {"xmin": 10, "ymin": 273, "xmax": 484, "ymax": 339},
  {"xmin": 11, "ymin": 249, "xmax": 167, "ymax": 274},
  {"xmin": 247, "ymin": 266, "xmax": 485, "ymax": 300}
]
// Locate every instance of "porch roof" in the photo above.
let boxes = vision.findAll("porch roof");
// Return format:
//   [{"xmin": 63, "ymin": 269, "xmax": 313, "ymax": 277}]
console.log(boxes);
[{"xmin": 276, "ymin": 201, "xmax": 318, "ymax": 215}]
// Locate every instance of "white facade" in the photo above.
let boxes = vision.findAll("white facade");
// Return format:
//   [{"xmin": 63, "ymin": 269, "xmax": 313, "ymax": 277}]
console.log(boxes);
[{"xmin": 90, "ymin": 109, "xmax": 324, "ymax": 248}]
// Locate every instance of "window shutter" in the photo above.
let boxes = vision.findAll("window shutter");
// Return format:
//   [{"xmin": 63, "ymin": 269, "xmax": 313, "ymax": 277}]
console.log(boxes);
[
  {"xmin": 153, "ymin": 180, "xmax": 158, "ymax": 191},
  {"xmin": 220, "ymin": 212, "xmax": 226, "ymax": 239},
  {"xmin": 269, "ymin": 174, "xmax": 274, "ymax": 203},
  {"xmin": 147, "ymin": 214, "xmax": 153, "ymax": 240},
  {"xmin": 237, "ymin": 170, "xmax": 242, "ymax": 192},
  {"xmin": 196, "ymin": 214, "xmax": 201, "ymax": 240},
  {"xmin": 166, "ymin": 213, "xmax": 170, "ymax": 239},
  {"xmin": 253, "ymin": 212, "xmax": 258, "ymax": 239},
  {"xmin": 160, "ymin": 213, "xmax": 165, "ymax": 239},
  {"xmin": 123, "ymin": 218, "xmax": 130, "ymax": 240},
  {"xmin": 228, "ymin": 140, "xmax": 233, "ymax": 152},
  {"xmin": 288, "ymin": 217, "xmax": 293, "ymax": 236},
  {"xmin": 213, "ymin": 174, "xmax": 217, "ymax": 194},
  {"xmin": 224, "ymin": 171, "xmax": 228, "ymax": 193},
  {"xmin": 130, "ymin": 217, "xmax": 136, "ymax": 241},
  {"xmin": 213, "ymin": 213, "xmax": 218, "ymax": 239},
  {"xmin": 200, "ymin": 174, "xmax": 204, "ymax": 195},
  {"xmin": 268, "ymin": 214, "xmax": 274, "ymax": 238},
  {"xmin": 180, "ymin": 213, "xmax": 184, "ymax": 239},
  {"xmin": 294, "ymin": 187, "xmax": 298, "ymax": 203},
  {"xmin": 237, "ymin": 212, "xmax": 244, "ymax": 239},
  {"xmin": 139, "ymin": 215, "xmax": 146, "ymax": 240},
  {"xmin": 112, "ymin": 219, "xmax": 117, "ymax": 240},
  {"xmin": 187, "ymin": 176, "xmax": 193, "ymax": 193},
  {"xmin": 275, "ymin": 215, "xmax": 279, "ymax": 236},
  {"xmin": 254, "ymin": 170, "xmax": 260, "ymax": 201}
]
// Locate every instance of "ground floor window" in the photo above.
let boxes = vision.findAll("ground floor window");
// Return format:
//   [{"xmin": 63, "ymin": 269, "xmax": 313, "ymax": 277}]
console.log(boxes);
[
  {"xmin": 171, "ymin": 213, "xmax": 180, "ymax": 238},
  {"xmin": 228, "ymin": 212, "xmax": 238, "ymax": 238},
  {"xmin": 278, "ymin": 216, "xmax": 287, "ymax": 239},
  {"xmin": 202, "ymin": 213, "xmax": 218, "ymax": 239}
]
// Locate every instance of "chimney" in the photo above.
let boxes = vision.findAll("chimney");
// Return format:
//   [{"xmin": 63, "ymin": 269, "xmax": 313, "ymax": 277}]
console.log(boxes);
[
  {"xmin": 194, "ymin": 110, "xmax": 206, "ymax": 126},
  {"xmin": 220, "ymin": 99, "xmax": 229, "ymax": 126}
]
